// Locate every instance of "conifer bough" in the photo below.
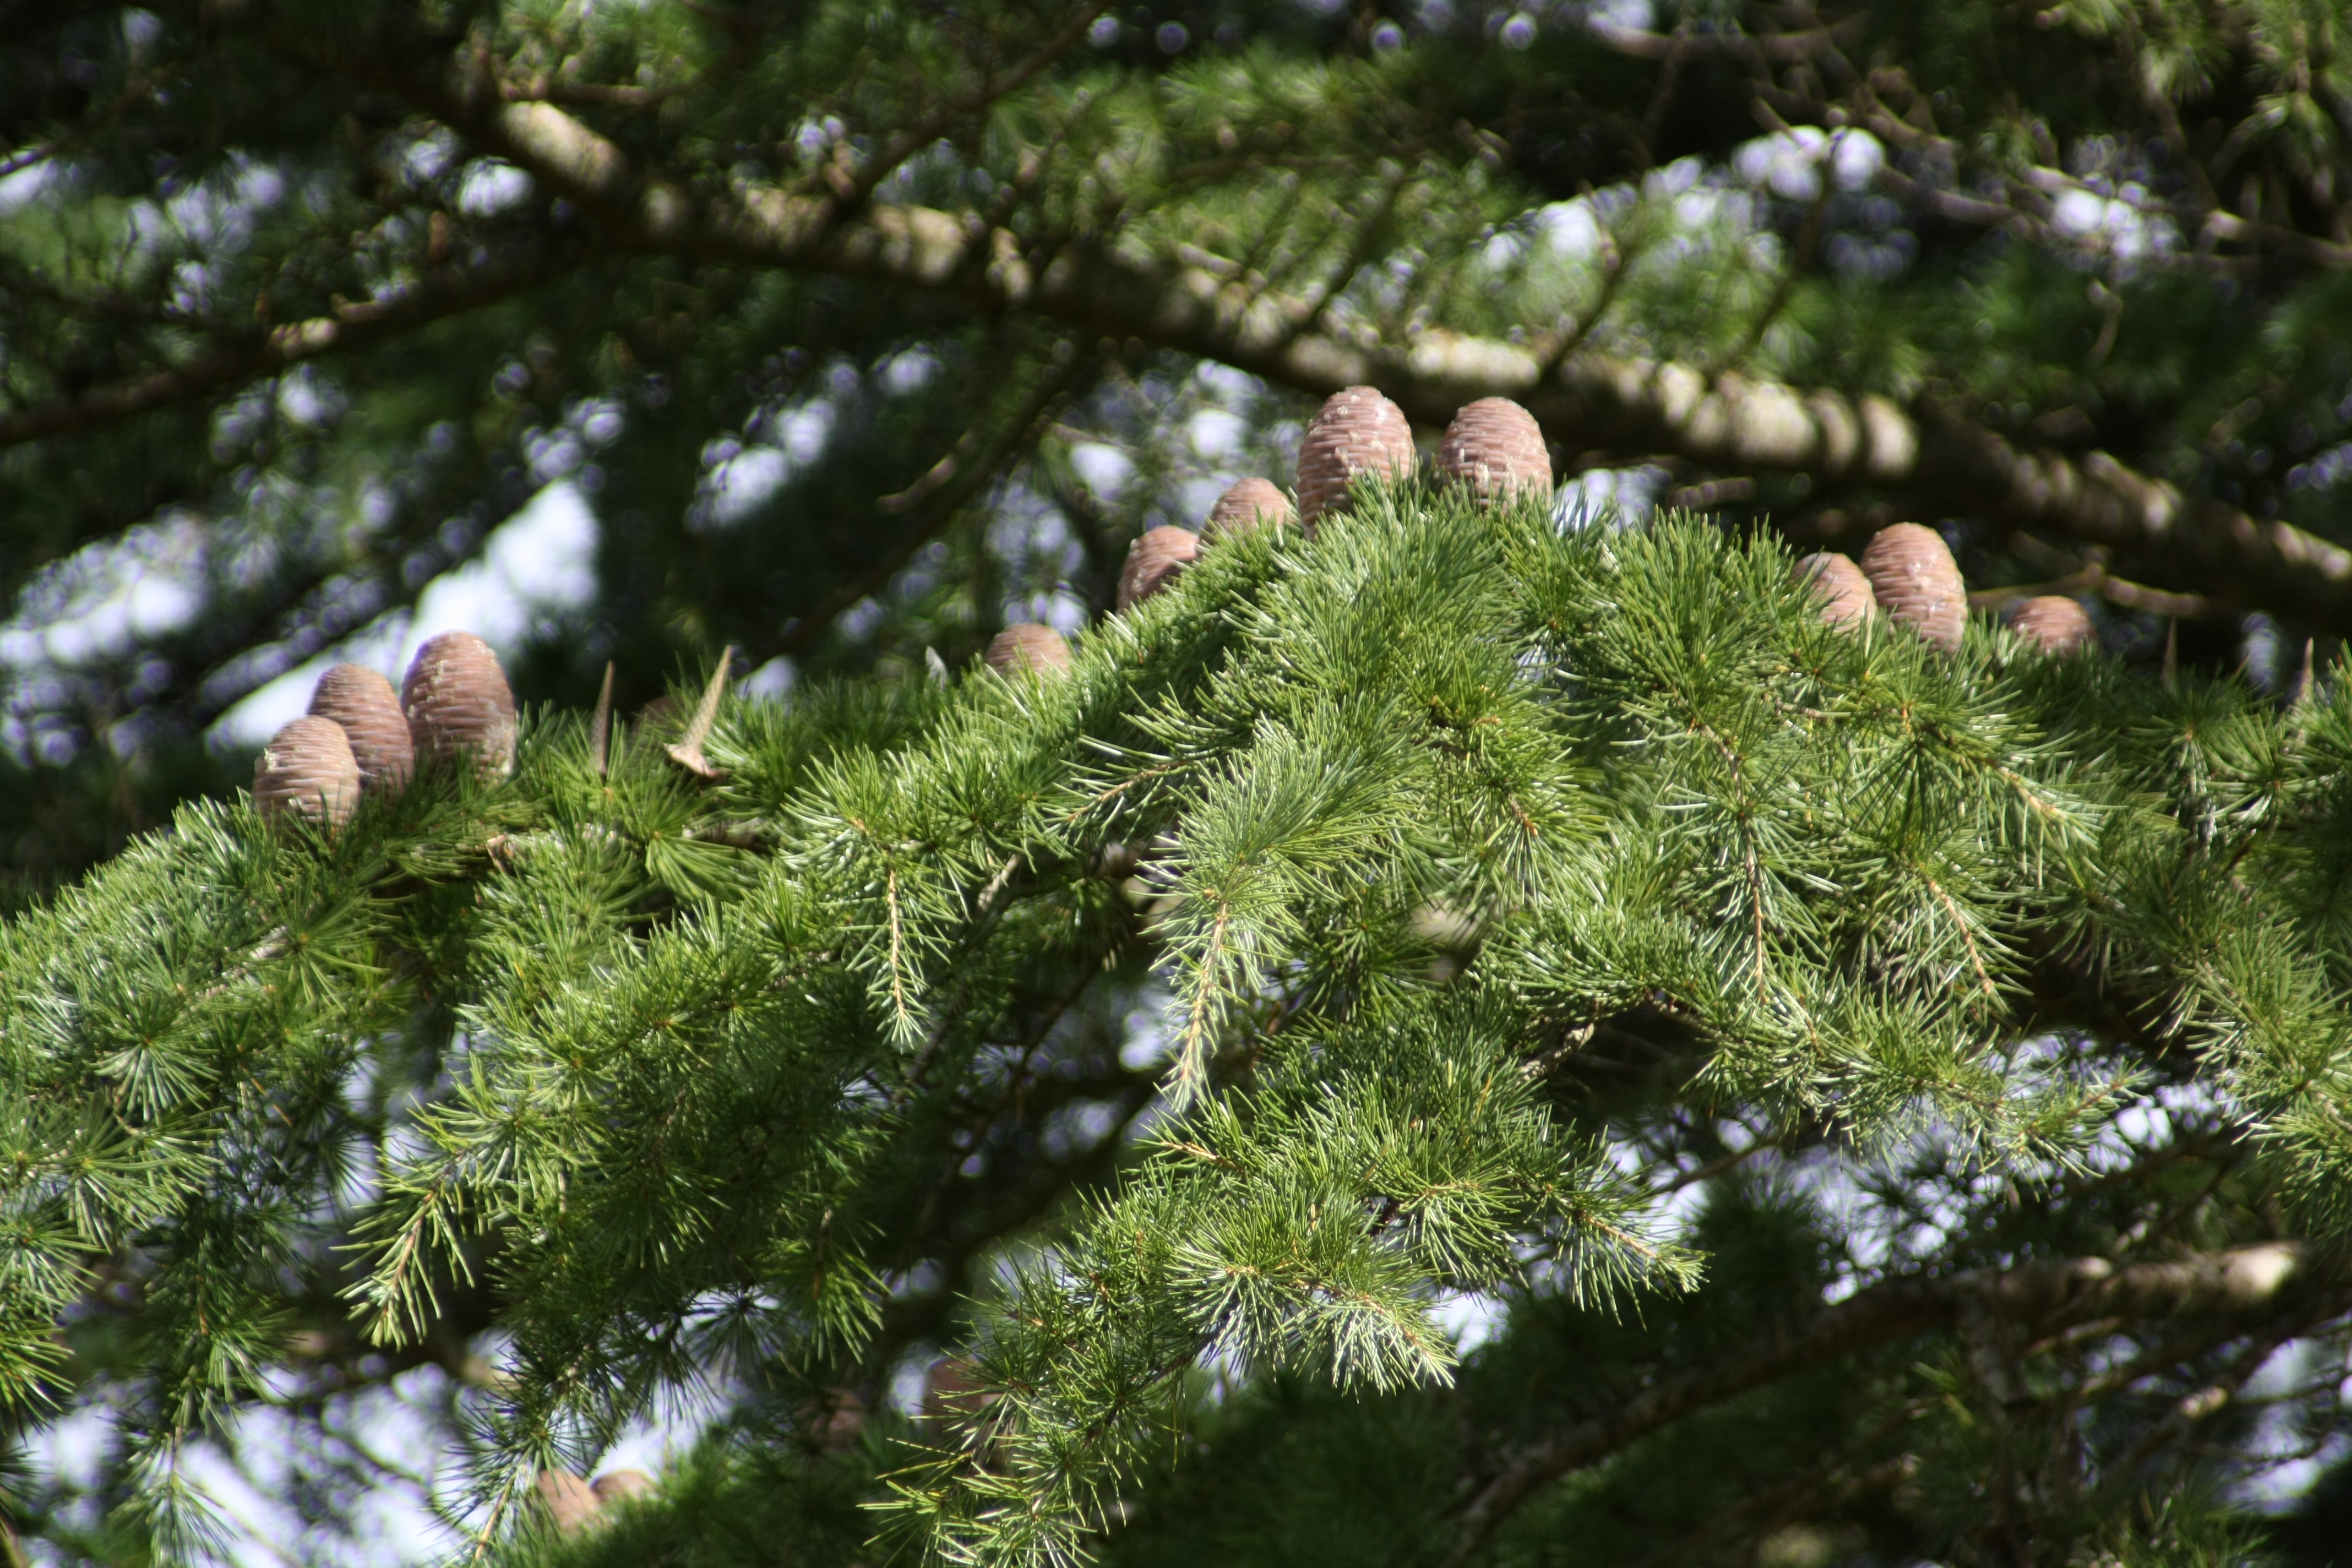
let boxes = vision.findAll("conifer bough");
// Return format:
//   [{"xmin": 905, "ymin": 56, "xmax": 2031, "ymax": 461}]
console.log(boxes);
[{"xmin": 12, "ymin": 437, "xmax": 2352, "ymax": 1564}]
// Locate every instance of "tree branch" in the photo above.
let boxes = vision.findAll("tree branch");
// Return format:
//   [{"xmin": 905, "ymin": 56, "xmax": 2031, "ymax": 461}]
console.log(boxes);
[
  {"xmin": 0, "ymin": 246, "xmax": 586, "ymax": 450},
  {"xmin": 1440, "ymin": 1242, "xmax": 2326, "ymax": 1566}
]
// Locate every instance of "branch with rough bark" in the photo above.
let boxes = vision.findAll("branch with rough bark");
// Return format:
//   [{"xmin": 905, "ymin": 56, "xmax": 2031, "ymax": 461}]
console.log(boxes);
[
  {"xmin": 20, "ymin": 25, "xmax": 2352, "ymax": 636},
  {"xmin": 1440, "ymin": 1241, "xmax": 2328, "ymax": 1565}
]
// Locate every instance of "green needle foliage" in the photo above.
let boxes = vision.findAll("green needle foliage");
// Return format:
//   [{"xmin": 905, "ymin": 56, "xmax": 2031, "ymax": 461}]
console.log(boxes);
[{"xmin": 9, "ymin": 470, "xmax": 2352, "ymax": 1564}]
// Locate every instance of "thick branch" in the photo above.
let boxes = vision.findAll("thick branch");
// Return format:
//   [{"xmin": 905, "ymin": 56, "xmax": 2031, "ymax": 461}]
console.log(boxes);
[
  {"xmin": 41, "ymin": 27, "xmax": 2352, "ymax": 634},
  {"xmin": 0, "ymin": 247, "xmax": 584, "ymax": 449},
  {"xmin": 1441, "ymin": 1242, "xmax": 2322, "ymax": 1566}
]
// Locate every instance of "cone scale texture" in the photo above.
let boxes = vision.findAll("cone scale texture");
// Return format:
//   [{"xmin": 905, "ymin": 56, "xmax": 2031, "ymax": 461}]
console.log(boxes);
[
  {"xmin": 1792, "ymin": 552, "xmax": 1877, "ymax": 629},
  {"xmin": 985, "ymin": 623, "xmax": 1074, "ymax": 676},
  {"xmin": 2010, "ymin": 595, "xmax": 2095, "ymax": 655},
  {"xmin": 1295, "ymin": 386, "xmax": 1414, "ymax": 532},
  {"xmin": 1202, "ymin": 477, "xmax": 1293, "ymax": 540},
  {"xmin": 1859, "ymin": 524, "xmax": 1967, "ymax": 654},
  {"xmin": 1117, "ymin": 526, "xmax": 1201, "ymax": 611},
  {"xmin": 254, "ymin": 716, "xmax": 361, "ymax": 834},
  {"xmin": 308, "ymin": 664, "xmax": 413, "ymax": 794},
  {"xmin": 402, "ymin": 632, "xmax": 518, "ymax": 781},
  {"xmin": 1435, "ymin": 398, "xmax": 1551, "ymax": 500}
]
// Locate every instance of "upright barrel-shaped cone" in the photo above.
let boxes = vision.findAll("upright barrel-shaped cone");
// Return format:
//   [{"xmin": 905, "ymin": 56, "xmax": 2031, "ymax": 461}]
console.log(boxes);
[
  {"xmin": 1295, "ymin": 386, "xmax": 1414, "ymax": 532},
  {"xmin": 307, "ymin": 663, "xmax": 413, "ymax": 794},
  {"xmin": 2010, "ymin": 595, "xmax": 2095, "ymax": 656},
  {"xmin": 1435, "ymin": 398, "xmax": 1550, "ymax": 500},
  {"xmin": 1792, "ymin": 552, "xmax": 1876, "ymax": 629},
  {"xmin": 1859, "ymin": 524, "xmax": 1967, "ymax": 654},
  {"xmin": 255, "ymin": 716, "xmax": 361, "ymax": 835},
  {"xmin": 402, "ymin": 631, "xmax": 518, "ymax": 780},
  {"xmin": 1202, "ymin": 477, "xmax": 1292, "ymax": 541},
  {"xmin": 1117, "ymin": 526, "xmax": 1201, "ymax": 611},
  {"xmin": 535, "ymin": 1471, "xmax": 600, "ymax": 1536},
  {"xmin": 984, "ymin": 623, "xmax": 1072, "ymax": 677}
]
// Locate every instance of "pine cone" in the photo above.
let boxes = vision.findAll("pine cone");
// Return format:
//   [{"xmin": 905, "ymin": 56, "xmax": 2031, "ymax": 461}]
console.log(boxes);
[
  {"xmin": 1117, "ymin": 526, "xmax": 1201, "ymax": 611},
  {"xmin": 535, "ymin": 1470, "xmax": 601, "ymax": 1536},
  {"xmin": 1858, "ymin": 524, "xmax": 1967, "ymax": 654},
  {"xmin": 1202, "ymin": 476, "xmax": 1292, "ymax": 540},
  {"xmin": 254, "ymin": 716, "xmax": 361, "ymax": 835},
  {"xmin": 1295, "ymin": 386, "xmax": 1415, "ymax": 532},
  {"xmin": 307, "ymin": 664, "xmax": 413, "ymax": 794},
  {"xmin": 1791, "ymin": 552, "xmax": 1876, "ymax": 629},
  {"xmin": 1435, "ymin": 398, "xmax": 1550, "ymax": 500},
  {"xmin": 2009, "ymin": 595, "xmax": 2094, "ymax": 656},
  {"xmin": 984, "ymin": 623, "xmax": 1073, "ymax": 676},
  {"xmin": 590, "ymin": 1471, "xmax": 655, "ymax": 1507},
  {"xmin": 402, "ymin": 631, "xmax": 518, "ymax": 780}
]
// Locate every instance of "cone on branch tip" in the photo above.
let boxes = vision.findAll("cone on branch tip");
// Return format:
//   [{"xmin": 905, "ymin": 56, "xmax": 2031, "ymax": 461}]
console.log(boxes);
[
  {"xmin": 1859, "ymin": 524, "xmax": 1967, "ymax": 654},
  {"xmin": 1295, "ymin": 385, "xmax": 1415, "ymax": 533},
  {"xmin": 2009, "ymin": 595, "xmax": 2096, "ymax": 656},
  {"xmin": 254, "ymin": 716, "xmax": 361, "ymax": 835},
  {"xmin": 401, "ymin": 632, "xmax": 517, "ymax": 781},
  {"xmin": 307, "ymin": 664, "xmax": 413, "ymax": 794},
  {"xmin": 536, "ymin": 1471, "xmax": 600, "ymax": 1535},
  {"xmin": 591, "ymin": 1470, "xmax": 655, "ymax": 1507},
  {"xmin": 984, "ymin": 623, "xmax": 1073, "ymax": 677},
  {"xmin": 1202, "ymin": 476, "xmax": 1292, "ymax": 541},
  {"xmin": 1117, "ymin": 526, "xmax": 1200, "ymax": 611},
  {"xmin": 1435, "ymin": 398, "xmax": 1551, "ymax": 501},
  {"xmin": 1792, "ymin": 552, "xmax": 1876, "ymax": 629}
]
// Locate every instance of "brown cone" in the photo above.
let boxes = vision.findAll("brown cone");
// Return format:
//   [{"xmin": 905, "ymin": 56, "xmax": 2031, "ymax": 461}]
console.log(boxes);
[
  {"xmin": 1295, "ymin": 386, "xmax": 1415, "ymax": 532},
  {"xmin": 1117, "ymin": 526, "xmax": 1201, "ymax": 611},
  {"xmin": 2010, "ymin": 595, "xmax": 2095, "ymax": 656},
  {"xmin": 1859, "ymin": 524, "xmax": 1967, "ymax": 654},
  {"xmin": 590, "ymin": 1470, "xmax": 655, "ymax": 1507},
  {"xmin": 255, "ymin": 716, "xmax": 361, "ymax": 835},
  {"xmin": 1202, "ymin": 477, "xmax": 1293, "ymax": 541},
  {"xmin": 1792, "ymin": 553, "xmax": 1876, "ymax": 629},
  {"xmin": 535, "ymin": 1470, "xmax": 601, "ymax": 1536},
  {"xmin": 402, "ymin": 631, "xmax": 518, "ymax": 781},
  {"xmin": 1435, "ymin": 398, "xmax": 1551, "ymax": 501},
  {"xmin": 308, "ymin": 664, "xmax": 413, "ymax": 794},
  {"xmin": 984, "ymin": 623, "xmax": 1073, "ymax": 677}
]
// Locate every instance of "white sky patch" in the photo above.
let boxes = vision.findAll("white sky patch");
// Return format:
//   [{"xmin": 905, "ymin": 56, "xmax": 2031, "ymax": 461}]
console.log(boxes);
[
  {"xmin": 1430, "ymin": 1291, "xmax": 1510, "ymax": 1354},
  {"xmin": 215, "ymin": 480, "xmax": 598, "ymax": 745},
  {"xmin": 1186, "ymin": 408, "xmax": 1246, "ymax": 460},
  {"xmin": 455, "ymin": 160, "xmax": 533, "ymax": 216},
  {"xmin": 0, "ymin": 158, "xmax": 61, "ymax": 214},
  {"xmin": 0, "ymin": 516, "xmax": 206, "ymax": 669},
  {"xmin": 1537, "ymin": 197, "xmax": 1604, "ymax": 259},
  {"xmin": 1558, "ymin": 465, "xmax": 1668, "ymax": 529},
  {"xmin": 1070, "ymin": 442, "xmax": 1135, "ymax": 500}
]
